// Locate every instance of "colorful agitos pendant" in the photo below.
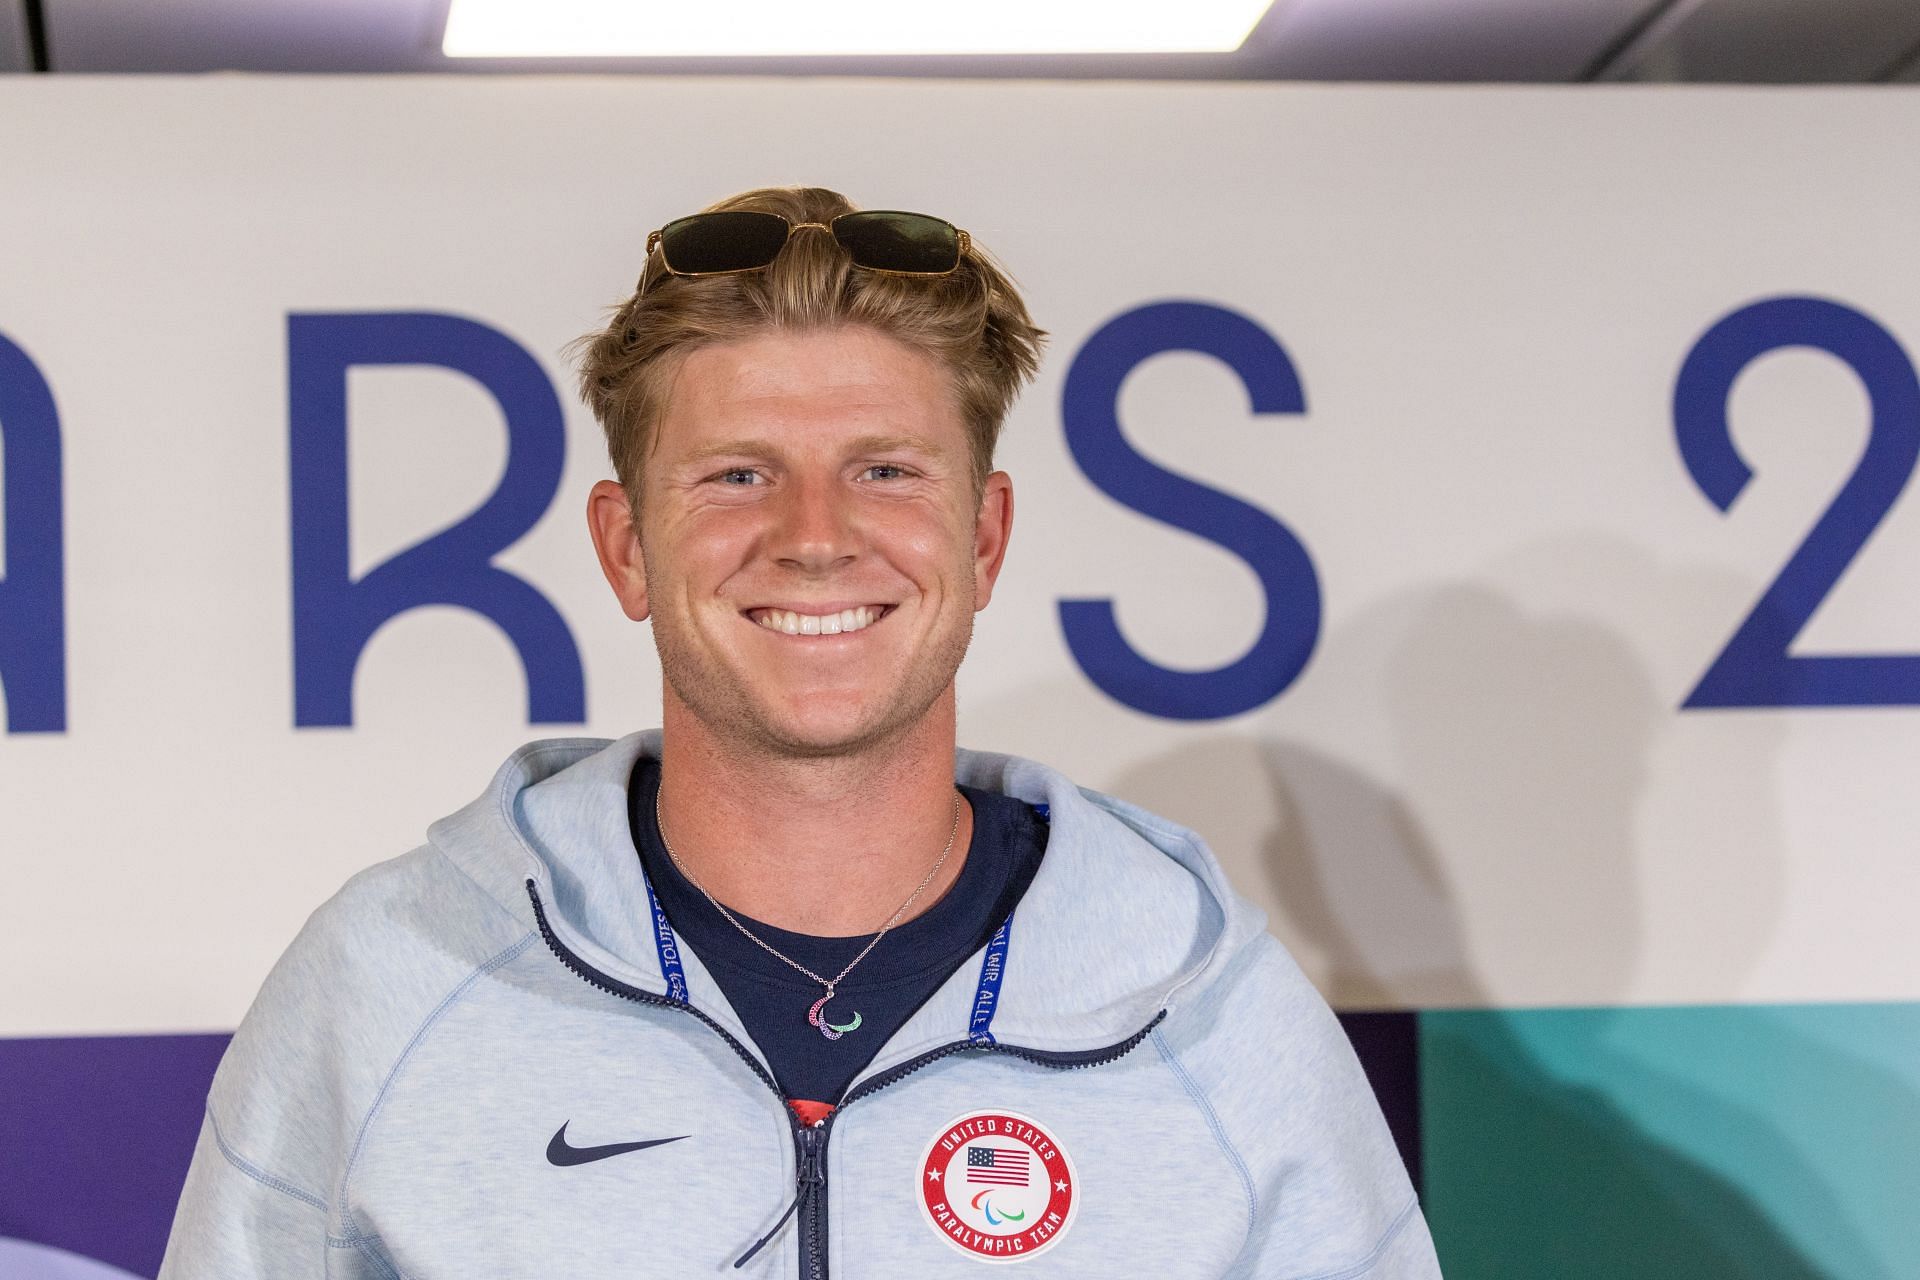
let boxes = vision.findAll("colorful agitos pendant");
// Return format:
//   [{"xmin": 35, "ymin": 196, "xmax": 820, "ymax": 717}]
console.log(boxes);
[{"xmin": 808, "ymin": 987, "xmax": 863, "ymax": 1040}]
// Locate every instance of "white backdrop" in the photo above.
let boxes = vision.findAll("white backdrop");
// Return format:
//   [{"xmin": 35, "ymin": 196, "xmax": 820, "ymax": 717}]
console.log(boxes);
[{"xmin": 4, "ymin": 77, "xmax": 1919, "ymax": 1037}]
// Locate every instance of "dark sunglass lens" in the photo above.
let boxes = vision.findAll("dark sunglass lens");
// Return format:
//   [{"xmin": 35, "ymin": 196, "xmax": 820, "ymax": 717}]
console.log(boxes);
[
  {"xmin": 833, "ymin": 211, "xmax": 961, "ymax": 273},
  {"xmin": 658, "ymin": 211, "xmax": 791, "ymax": 274}
]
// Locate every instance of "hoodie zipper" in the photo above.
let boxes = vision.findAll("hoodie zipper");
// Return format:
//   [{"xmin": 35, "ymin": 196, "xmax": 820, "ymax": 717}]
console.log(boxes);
[{"xmin": 526, "ymin": 879, "xmax": 1164, "ymax": 1279}]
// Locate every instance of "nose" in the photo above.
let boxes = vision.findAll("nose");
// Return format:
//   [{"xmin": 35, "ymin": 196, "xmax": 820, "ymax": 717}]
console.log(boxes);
[{"xmin": 769, "ymin": 471, "xmax": 860, "ymax": 574}]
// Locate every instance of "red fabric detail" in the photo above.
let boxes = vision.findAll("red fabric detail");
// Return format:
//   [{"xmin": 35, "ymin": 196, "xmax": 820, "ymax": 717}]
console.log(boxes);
[{"xmin": 788, "ymin": 1099, "xmax": 835, "ymax": 1126}]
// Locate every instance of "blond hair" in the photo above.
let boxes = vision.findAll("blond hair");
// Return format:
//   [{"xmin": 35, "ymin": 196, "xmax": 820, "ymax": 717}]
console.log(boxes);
[{"xmin": 571, "ymin": 186, "xmax": 1046, "ymax": 504}]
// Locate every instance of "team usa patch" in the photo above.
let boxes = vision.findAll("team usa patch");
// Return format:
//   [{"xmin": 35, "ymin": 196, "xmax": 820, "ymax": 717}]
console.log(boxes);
[{"xmin": 918, "ymin": 1110, "xmax": 1078, "ymax": 1263}]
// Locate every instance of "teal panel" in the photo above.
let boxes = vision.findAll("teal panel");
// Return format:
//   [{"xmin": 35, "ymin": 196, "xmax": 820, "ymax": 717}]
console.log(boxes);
[{"xmin": 1419, "ymin": 1003, "xmax": 1920, "ymax": 1279}]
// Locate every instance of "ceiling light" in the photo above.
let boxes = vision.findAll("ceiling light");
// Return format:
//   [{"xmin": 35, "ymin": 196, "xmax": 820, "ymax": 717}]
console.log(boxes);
[{"xmin": 443, "ymin": 0, "xmax": 1273, "ymax": 58}]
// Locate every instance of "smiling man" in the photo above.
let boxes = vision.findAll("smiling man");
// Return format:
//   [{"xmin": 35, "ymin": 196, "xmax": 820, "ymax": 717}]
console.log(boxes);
[{"xmin": 161, "ymin": 188, "xmax": 1441, "ymax": 1278}]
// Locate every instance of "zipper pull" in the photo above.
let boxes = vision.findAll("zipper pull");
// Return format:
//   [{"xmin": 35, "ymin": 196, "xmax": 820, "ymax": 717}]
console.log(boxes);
[
  {"xmin": 798, "ymin": 1120, "xmax": 827, "ymax": 1188},
  {"xmin": 732, "ymin": 1122, "xmax": 828, "ymax": 1269}
]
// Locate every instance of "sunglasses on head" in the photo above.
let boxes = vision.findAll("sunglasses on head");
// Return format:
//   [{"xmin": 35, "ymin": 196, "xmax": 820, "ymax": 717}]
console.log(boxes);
[{"xmin": 643, "ymin": 209, "xmax": 971, "ymax": 286}]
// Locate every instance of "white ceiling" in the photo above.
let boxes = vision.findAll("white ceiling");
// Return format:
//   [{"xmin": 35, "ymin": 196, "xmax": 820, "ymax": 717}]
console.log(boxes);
[{"xmin": 5, "ymin": 0, "xmax": 1920, "ymax": 81}]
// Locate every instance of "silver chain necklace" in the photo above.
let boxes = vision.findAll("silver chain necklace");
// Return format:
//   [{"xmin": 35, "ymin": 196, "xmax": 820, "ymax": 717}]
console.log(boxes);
[{"xmin": 654, "ymin": 784, "xmax": 963, "ymax": 1042}]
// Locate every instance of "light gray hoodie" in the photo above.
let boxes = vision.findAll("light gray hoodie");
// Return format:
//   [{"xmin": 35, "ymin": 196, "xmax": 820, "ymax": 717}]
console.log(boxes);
[{"xmin": 160, "ymin": 732, "xmax": 1441, "ymax": 1278}]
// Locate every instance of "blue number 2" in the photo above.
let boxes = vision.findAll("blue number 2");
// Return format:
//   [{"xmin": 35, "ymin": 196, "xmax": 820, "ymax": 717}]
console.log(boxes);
[{"xmin": 1676, "ymin": 296, "xmax": 1920, "ymax": 707}]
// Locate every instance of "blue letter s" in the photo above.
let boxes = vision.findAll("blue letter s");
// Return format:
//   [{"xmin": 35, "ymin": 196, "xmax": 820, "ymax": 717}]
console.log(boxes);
[
  {"xmin": 1059, "ymin": 301, "xmax": 1320, "ymax": 720},
  {"xmin": 0, "ymin": 330, "xmax": 65, "ymax": 733}
]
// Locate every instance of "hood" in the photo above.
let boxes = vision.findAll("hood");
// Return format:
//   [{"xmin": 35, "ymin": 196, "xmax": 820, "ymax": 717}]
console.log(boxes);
[{"xmin": 427, "ymin": 731, "xmax": 1268, "ymax": 1074}]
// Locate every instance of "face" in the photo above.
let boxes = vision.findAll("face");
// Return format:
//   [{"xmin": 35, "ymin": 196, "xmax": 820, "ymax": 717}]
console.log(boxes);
[{"xmin": 587, "ymin": 325, "xmax": 1013, "ymax": 759}]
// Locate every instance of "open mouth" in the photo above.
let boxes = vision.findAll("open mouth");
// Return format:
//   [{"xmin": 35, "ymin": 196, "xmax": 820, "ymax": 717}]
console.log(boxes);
[{"xmin": 745, "ymin": 605, "xmax": 892, "ymax": 637}]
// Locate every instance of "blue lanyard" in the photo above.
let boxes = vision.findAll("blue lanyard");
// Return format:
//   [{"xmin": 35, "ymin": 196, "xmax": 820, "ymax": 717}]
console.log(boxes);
[
  {"xmin": 967, "ymin": 912, "xmax": 1013, "ymax": 1046},
  {"xmin": 641, "ymin": 873, "xmax": 690, "ymax": 1003},
  {"xmin": 641, "ymin": 870, "xmax": 1015, "ymax": 1045}
]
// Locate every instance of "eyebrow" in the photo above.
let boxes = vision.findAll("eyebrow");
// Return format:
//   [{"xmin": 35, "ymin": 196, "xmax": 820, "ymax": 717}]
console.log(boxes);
[
  {"xmin": 674, "ymin": 438, "xmax": 782, "ymax": 466},
  {"xmin": 848, "ymin": 434, "xmax": 951, "ymax": 458}
]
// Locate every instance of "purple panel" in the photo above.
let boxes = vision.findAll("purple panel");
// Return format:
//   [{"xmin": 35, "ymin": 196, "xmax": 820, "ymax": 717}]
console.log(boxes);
[
  {"xmin": 1335, "ymin": 1010, "xmax": 1421, "ymax": 1195},
  {"xmin": 0, "ymin": 1033, "xmax": 231, "ymax": 1279}
]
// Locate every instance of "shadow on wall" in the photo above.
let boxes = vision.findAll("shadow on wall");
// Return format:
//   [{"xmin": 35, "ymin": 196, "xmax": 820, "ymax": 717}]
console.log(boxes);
[{"xmin": 974, "ymin": 535, "xmax": 1911, "ymax": 1278}]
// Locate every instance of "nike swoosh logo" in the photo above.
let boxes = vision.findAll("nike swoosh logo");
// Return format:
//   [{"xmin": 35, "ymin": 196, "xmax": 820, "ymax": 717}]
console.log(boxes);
[{"xmin": 546, "ymin": 1121, "xmax": 691, "ymax": 1167}]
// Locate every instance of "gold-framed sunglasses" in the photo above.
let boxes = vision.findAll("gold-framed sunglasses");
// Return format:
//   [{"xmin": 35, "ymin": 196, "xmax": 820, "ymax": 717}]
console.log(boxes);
[{"xmin": 643, "ymin": 210, "xmax": 971, "ymax": 285}]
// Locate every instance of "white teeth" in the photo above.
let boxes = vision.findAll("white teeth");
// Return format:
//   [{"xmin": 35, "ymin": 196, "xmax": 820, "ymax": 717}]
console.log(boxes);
[{"xmin": 754, "ymin": 606, "xmax": 881, "ymax": 635}]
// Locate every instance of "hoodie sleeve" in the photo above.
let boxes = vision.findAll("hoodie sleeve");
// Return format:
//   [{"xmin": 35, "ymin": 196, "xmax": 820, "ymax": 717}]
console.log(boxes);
[
  {"xmin": 1156, "ymin": 931, "xmax": 1444, "ymax": 1279},
  {"xmin": 157, "ymin": 973, "xmax": 373, "ymax": 1277},
  {"xmin": 158, "ymin": 845, "xmax": 531, "ymax": 1279},
  {"xmin": 159, "ymin": 1110, "xmax": 370, "ymax": 1279}
]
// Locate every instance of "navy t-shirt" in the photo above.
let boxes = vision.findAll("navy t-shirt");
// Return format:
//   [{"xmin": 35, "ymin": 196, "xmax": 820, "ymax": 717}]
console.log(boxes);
[{"xmin": 628, "ymin": 757, "xmax": 1048, "ymax": 1111}]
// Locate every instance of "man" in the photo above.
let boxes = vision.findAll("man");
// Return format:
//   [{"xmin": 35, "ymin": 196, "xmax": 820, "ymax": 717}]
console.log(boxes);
[{"xmin": 161, "ymin": 187, "xmax": 1440, "ymax": 1277}]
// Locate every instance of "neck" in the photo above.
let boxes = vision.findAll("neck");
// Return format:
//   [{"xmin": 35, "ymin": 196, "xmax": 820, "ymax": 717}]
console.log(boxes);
[{"xmin": 654, "ymin": 695, "xmax": 974, "ymax": 937}]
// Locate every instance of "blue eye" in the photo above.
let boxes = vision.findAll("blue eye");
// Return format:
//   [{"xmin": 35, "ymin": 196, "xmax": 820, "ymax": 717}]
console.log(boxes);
[
  {"xmin": 717, "ymin": 468, "xmax": 760, "ymax": 485},
  {"xmin": 863, "ymin": 464, "xmax": 908, "ymax": 481}
]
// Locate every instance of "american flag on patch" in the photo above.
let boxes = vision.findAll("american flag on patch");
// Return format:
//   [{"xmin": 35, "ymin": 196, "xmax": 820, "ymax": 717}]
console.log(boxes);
[{"xmin": 966, "ymin": 1146, "xmax": 1031, "ymax": 1187}]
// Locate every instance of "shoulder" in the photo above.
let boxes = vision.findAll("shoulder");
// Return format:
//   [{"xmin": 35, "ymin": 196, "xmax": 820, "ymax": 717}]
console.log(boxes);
[
  {"xmin": 204, "ymin": 845, "xmax": 537, "ymax": 1206},
  {"xmin": 1161, "ymin": 929, "xmax": 1359, "ymax": 1099},
  {"xmin": 1155, "ymin": 930, "xmax": 1424, "ymax": 1274},
  {"xmin": 237, "ymin": 844, "xmax": 533, "ymax": 1046}
]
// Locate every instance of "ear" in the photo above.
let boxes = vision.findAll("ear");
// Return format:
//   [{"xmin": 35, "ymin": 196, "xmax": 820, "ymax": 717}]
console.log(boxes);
[
  {"xmin": 971, "ymin": 470, "xmax": 1014, "ymax": 611},
  {"xmin": 587, "ymin": 478, "xmax": 651, "ymax": 622}
]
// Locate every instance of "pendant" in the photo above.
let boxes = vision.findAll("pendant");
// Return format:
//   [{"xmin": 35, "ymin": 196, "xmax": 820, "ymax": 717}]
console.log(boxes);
[{"xmin": 808, "ymin": 990, "xmax": 863, "ymax": 1040}]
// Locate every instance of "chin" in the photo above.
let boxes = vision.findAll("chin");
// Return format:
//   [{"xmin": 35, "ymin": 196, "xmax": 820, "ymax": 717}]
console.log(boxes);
[{"xmin": 758, "ymin": 701, "xmax": 900, "ymax": 758}]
